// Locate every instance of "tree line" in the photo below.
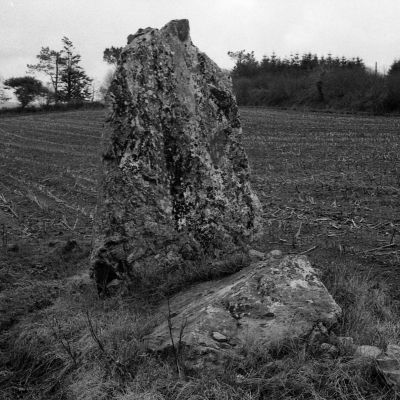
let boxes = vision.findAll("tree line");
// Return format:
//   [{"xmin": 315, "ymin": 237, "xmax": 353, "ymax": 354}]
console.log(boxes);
[
  {"xmin": 98, "ymin": 47, "xmax": 400, "ymax": 114},
  {"xmin": 0, "ymin": 37, "xmax": 93, "ymax": 109},
  {"xmin": 229, "ymin": 50, "xmax": 400, "ymax": 113},
  {"xmin": 4, "ymin": 40, "xmax": 400, "ymax": 114}
]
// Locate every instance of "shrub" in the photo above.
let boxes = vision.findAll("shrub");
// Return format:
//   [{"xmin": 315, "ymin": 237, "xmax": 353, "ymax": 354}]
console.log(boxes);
[
  {"xmin": 229, "ymin": 51, "xmax": 395, "ymax": 114},
  {"xmin": 4, "ymin": 76, "xmax": 47, "ymax": 108}
]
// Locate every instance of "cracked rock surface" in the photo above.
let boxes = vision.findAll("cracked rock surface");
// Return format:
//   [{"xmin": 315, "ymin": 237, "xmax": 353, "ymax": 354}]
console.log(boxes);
[
  {"xmin": 145, "ymin": 254, "xmax": 341, "ymax": 366},
  {"xmin": 91, "ymin": 19, "xmax": 260, "ymax": 294},
  {"xmin": 377, "ymin": 344, "xmax": 400, "ymax": 389}
]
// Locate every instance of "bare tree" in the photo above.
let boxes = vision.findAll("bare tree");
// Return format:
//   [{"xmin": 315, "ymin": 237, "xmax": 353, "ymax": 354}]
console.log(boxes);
[{"xmin": 27, "ymin": 47, "xmax": 62, "ymax": 103}]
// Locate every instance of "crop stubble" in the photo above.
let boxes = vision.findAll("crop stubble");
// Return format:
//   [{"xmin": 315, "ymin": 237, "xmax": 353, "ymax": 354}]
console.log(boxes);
[
  {"xmin": 0, "ymin": 110, "xmax": 105, "ymax": 329},
  {"xmin": 243, "ymin": 107, "xmax": 400, "ymax": 294},
  {"xmin": 0, "ymin": 107, "xmax": 399, "ymax": 327}
]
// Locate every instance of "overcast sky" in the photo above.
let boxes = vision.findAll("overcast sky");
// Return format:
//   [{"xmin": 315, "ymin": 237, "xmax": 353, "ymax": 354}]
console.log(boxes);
[{"xmin": 1, "ymin": 0, "xmax": 400, "ymax": 85}]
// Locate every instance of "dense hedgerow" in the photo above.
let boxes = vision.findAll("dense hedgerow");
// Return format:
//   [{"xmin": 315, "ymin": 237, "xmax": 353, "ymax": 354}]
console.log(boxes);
[
  {"xmin": 230, "ymin": 51, "xmax": 400, "ymax": 113},
  {"xmin": 0, "ymin": 101, "xmax": 105, "ymax": 116}
]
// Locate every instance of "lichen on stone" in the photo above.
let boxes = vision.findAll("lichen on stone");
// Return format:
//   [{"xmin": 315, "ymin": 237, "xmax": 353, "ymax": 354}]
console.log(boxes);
[{"xmin": 91, "ymin": 19, "xmax": 260, "ymax": 297}]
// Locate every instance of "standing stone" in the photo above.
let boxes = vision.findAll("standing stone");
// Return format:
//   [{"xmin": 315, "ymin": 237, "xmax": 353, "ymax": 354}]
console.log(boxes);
[{"xmin": 91, "ymin": 19, "xmax": 260, "ymax": 296}]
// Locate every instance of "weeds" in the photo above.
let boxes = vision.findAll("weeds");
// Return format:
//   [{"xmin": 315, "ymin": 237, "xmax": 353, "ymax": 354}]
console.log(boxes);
[
  {"xmin": 85, "ymin": 310, "xmax": 133, "ymax": 380},
  {"xmin": 322, "ymin": 262, "xmax": 400, "ymax": 348},
  {"xmin": 0, "ymin": 193, "xmax": 18, "ymax": 218},
  {"xmin": 1, "ymin": 223, "xmax": 7, "ymax": 247},
  {"xmin": 2, "ymin": 108, "xmax": 400, "ymax": 399},
  {"xmin": 2, "ymin": 258, "xmax": 398, "ymax": 399},
  {"xmin": 166, "ymin": 297, "xmax": 187, "ymax": 378},
  {"xmin": 50, "ymin": 316, "xmax": 79, "ymax": 367}
]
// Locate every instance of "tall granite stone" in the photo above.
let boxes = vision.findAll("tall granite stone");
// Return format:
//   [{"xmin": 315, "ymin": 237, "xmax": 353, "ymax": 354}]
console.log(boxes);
[{"xmin": 91, "ymin": 19, "xmax": 260, "ymax": 296}]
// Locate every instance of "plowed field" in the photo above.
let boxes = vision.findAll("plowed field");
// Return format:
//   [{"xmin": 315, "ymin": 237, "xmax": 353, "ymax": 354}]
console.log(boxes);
[{"xmin": 1, "ymin": 107, "xmax": 400, "ymax": 331}]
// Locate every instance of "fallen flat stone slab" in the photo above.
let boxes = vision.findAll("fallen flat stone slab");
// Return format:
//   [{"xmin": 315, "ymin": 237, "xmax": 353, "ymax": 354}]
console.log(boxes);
[
  {"xmin": 145, "ymin": 254, "xmax": 341, "ymax": 366},
  {"xmin": 354, "ymin": 345, "xmax": 382, "ymax": 359}
]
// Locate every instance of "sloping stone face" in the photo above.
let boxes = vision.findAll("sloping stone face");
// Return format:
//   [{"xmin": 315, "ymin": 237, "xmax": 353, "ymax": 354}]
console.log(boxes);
[
  {"xmin": 145, "ymin": 254, "xmax": 342, "ymax": 368},
  {"xmin": 91, "ymin": 19, "xmax": 260, "ymax": 294}
]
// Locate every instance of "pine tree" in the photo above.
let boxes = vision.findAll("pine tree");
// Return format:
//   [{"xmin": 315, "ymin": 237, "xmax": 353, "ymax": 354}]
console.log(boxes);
[
  {"xmin": 28, "ymin": 37, "xmax": 92, "ymax": 104},
  {"xmin": 59, "ymin": 37, "xmax": 92, "ymax": 102},
  {"xmin": 388, "ymin": 59, "xmax": 400, "ymax": 76}
]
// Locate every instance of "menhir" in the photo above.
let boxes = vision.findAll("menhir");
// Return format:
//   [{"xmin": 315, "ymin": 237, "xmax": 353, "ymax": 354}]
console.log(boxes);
[{"xmin": 91, "ymin": 19, "xmax": 260, "ymax": 296}]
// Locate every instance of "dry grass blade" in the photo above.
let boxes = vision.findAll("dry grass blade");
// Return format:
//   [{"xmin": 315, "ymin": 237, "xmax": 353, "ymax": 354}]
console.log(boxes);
[
  {"xmin": 0, "ymin": 192, "xmax": 18, "ymax": 218},
  {"xmin": 1, "ymin": 108, "xmax": 400, "ymax": 399}
]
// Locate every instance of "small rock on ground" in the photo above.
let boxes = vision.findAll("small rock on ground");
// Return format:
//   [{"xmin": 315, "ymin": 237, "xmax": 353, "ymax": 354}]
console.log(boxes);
[
  {"xmin": 320, "ymin": 343, "xmax": 338, "ymax": 357},
  {"xmin": 248, "ymin": 249, "xmax": 265, "ymax": 261},
  {"xmin": 336, "ymin": 336, "xmax": 354, "ymax": 349},
  {"xmin": 212, "ymin": 332, "xmax": 228, "ymax": 342},
  {"xmin": 6, "ymin": 243, "xmax": 19, "ymax": 252},
  {"xmin": 354, "ymin": 345, "xmax": 382, "ymax": 359},
  {"xmin": 269, "ymin": 249, "xmax": 283, "ymax": 259}
]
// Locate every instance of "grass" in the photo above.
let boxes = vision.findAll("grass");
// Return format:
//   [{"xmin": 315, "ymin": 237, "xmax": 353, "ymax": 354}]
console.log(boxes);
[
  {"xmin": 2, "ymin": 265, "xmax": 399, "ymax": 399},
  {"xmin": 1, "ymin": 107, "xmax": 400, "ymax": 398}
]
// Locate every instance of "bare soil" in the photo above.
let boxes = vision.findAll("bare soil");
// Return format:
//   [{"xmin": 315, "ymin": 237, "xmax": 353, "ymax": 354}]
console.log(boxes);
[
  {"xmin": 242, "ymin": 107, "xmax": 400, "ymax": 296},
  {"xmin": 0, "ymin": 107, "xmax": 399, "ymax": 331},
  {"xmin": 0, "ymin": 110, "xmax": 104, "ymax": 330}
]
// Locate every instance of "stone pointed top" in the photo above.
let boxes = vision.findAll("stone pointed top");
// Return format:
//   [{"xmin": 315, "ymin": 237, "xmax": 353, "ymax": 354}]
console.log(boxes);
[
  {"xmin": 127, "ymin": 19, "xmax": 190, "ymax": 45},
  {"xmin": 162, "ymin": 19, "xmax": 190, "ymax": 42}
]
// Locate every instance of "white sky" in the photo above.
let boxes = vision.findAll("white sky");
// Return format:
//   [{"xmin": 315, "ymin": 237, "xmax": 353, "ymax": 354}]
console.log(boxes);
[{"xmin": 1, "ymin": 0, "xmax": 400, "ymax": 85}]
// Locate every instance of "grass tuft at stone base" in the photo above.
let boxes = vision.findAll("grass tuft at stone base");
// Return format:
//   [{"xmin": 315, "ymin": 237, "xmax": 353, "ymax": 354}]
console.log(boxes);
[{"xmin": 1, "ymin": 258, "xmax": 400, "ymax": 400}]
